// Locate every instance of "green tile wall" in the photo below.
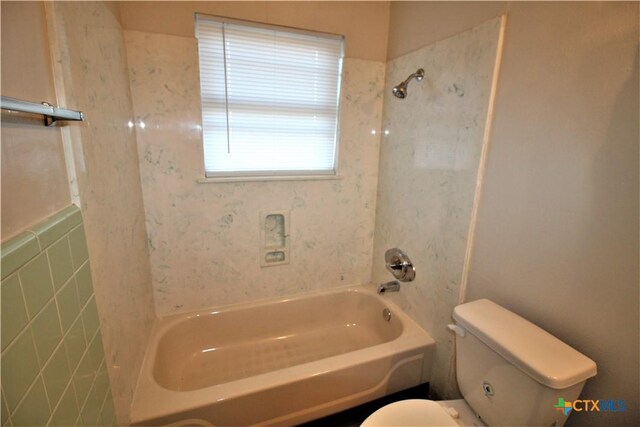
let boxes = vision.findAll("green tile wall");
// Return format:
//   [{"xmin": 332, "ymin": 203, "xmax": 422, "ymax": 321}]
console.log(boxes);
[{"xmin": 1, "ymin": 205, "xmax": 116, "ymax": 427}]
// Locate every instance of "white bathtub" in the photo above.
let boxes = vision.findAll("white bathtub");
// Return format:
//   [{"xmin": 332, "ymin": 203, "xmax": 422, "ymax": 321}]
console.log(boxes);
[{"xmin": 131, "ymin": 286, "xmax": 435, "ymax": 426}]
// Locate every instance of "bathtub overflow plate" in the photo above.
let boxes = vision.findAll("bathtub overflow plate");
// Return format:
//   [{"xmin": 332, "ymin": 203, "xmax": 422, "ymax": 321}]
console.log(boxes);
[{"xmin": 382, "ymin": 308, "xmax": 392, "ymax": 322}]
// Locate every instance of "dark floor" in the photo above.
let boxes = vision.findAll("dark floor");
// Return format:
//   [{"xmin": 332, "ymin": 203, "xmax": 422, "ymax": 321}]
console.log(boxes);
[{"xmin": 297, "ymin": 384, "xmax": 429, "ymax": 427}]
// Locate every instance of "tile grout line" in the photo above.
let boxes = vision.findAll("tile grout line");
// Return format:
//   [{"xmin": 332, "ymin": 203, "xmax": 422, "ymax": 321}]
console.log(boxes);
[
  {"xmin": 5, "ymin": 372, "xmax": 47, "ymax": 426},
  {"xmin": 43, "ymin": 375, "xmax": 75, "ymax": 427},
  {"xmin": 23, "ymin": 221, "xmax": 79, "ymax": 425},
  {"xmin": 1, "ymin": 385, "xmax": 9, "ymax": 426},
  {"xmin": 4, "ymin": 290, "xmax": 97, "ymax": 422},
  {"xmin": 3, "ymin": 216, "xmax": 102, "ymax": 424},
  {"xmin": 86, "ymin": 359, "xmax": 109, "ymax": 426},
  {"xmin": 0, "ymin": 230, "xmax": 38, "ymax": 280},
  {"xmin": 2, "ymin": 270, "xmax": 34, "ymax": 352},
  {"xmin": 3, "ymin": 229, "xmax": 75, "ymax": 351},
  {"xmin": 3, "ymin": 246, "xmax": 81, "ymax": 353},
  {"xmin": 1, "ymin": 264, "xmax": 78, "ymax": 353},
  {"xmin": 95, "ymin": 374, "xmax": 112, "ymax": 426},
  {"xmin": 32, "ymin": 230, "xmax": 42, "ymax": 253},
  {"xmin": 75, "ymin": 327, "xmax": 105, "ymax": 418},
  {"xmin": 44, "ymin": 323, "xmax": 103, "ymax": 426},
  {"xmin": 7, "ymin": 271, "xmax": 49, "ymax": 421}
]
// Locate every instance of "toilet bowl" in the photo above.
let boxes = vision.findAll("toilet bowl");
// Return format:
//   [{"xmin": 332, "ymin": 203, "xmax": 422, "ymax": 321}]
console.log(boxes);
[
  {"xmin": 361, "ymin": 299, "xmax": 597, "ymax": 427},
  {"xmin": 362, "ymin": 399, "xmax": 486, "ymax": 427}
]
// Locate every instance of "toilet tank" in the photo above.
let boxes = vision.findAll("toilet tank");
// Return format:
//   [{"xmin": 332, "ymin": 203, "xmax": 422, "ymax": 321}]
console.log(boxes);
[{"xmin": 452, "ymin": 299, "xmax": 597, "ymax": 427}]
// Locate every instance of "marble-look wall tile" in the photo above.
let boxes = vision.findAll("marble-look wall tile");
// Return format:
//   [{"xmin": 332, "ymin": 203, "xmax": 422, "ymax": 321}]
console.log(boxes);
[
  {"xmin": 371, "ymin": 18, "xmax": 502, "ymax": 399},
  {"xmin": 124, "ymin": 30, "xmax": 384, "ymax": 316},
  {"xmin": 45, "ymin": 3, "xmax": 156, "ymax": 424}
]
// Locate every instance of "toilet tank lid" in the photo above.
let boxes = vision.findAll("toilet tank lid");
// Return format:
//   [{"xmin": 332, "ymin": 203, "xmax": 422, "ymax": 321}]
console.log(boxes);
[{"xmin": 453, "ymin": 299, "xmax": 597, "ymax": 389}]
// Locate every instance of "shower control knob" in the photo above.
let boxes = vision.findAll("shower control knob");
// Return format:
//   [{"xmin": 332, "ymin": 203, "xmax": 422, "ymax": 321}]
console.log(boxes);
[
  {"xmin": 384, "ymin": 248, "xmax": 416, "ymax": 282},
  {"xmin": 388, "ymin": 262, "xmax": 403, "ymax": 271}
]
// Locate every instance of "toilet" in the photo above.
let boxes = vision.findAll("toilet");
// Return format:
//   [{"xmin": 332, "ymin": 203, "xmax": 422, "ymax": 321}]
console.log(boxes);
[{"xmin": 362, "ymin": 299, "xmax": 597, "ymax": 427}]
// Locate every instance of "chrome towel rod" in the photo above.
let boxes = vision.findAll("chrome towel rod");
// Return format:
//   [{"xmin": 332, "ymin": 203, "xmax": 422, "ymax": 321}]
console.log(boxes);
[{"xmin": 1, "ymin": 96, "xmax": 84, "ymax": 126}]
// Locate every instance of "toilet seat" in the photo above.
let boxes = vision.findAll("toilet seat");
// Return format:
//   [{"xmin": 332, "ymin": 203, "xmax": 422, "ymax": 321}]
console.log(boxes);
[{"xmin": 361, "ymin": 399, "xmax": 460, "ymax": 426}]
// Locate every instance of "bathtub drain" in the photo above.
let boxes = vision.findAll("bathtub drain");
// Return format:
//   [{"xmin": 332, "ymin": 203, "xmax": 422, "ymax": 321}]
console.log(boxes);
[{"xmin": 382, "ymin": 308, "xmax": 392, "ymax": 322}]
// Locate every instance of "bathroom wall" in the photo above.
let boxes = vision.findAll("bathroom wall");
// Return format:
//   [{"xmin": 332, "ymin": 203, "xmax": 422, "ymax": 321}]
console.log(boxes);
[
  {"xmin": 0, "ymin": 1, "xmax": 71, "ymax": 240},
  {"xmin": 387, "ymin": 1, "xmax": 507, "ymax": 60},
  {"xmin": 44, "ymin": 2, "xmax": 156, "ymax": 424},
  {"xmin": 388, "ymin": 2, "xmax": 639, "ymax": 425},
  {"xmin": 121, "ymin": 3, "xmax": 387, "ymax": 315},
  {"xmin": 465, "ymin": 3, "xmax": 639, "ymax": 425},
  {"xmin": 371, "ymin": 18, "xmax": 503, "ymax": 400},
  {"xmin": 119, "ymin": 1, "xmax": 390, "ymax": 62},
  {"xmin": 4, "ymin": 4, "xmax": 634, "ymax": 426},
  {"xmin": 1, "ymin": 206, "xmax": 115, "ymax": 426}
]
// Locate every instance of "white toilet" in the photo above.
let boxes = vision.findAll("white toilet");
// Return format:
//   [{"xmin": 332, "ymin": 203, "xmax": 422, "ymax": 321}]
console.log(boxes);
[{"xmin": 362, "ymin": 299, "xmax": 597, "ymax": 427}]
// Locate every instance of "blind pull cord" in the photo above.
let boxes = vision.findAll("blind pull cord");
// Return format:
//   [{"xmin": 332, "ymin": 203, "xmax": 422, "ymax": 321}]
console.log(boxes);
[{"xmin": 222, "ymin": 24, "xmax": 231, "ymax": 154}]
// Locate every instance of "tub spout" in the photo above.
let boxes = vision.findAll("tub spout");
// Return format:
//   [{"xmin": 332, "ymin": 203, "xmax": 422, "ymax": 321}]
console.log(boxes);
[{"xmin": 378, "ymin": 281, "xmax": 400, "ymax": 294}]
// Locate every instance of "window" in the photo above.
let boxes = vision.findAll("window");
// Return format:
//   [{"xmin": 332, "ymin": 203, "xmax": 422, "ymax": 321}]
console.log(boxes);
[{"xmin": 195, "ymin": 14, "xmax": 344, "ymax": 178}]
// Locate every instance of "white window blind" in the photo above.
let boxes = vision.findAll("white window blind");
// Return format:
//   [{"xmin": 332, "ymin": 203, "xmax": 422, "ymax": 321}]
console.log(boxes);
[{"xmin": 195, "ymin": 15, "xmax": 344, "ymax": 177}]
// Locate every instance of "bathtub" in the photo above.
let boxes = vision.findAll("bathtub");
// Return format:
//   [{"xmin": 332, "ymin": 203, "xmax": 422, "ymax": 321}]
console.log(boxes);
[{"xmin": 131, "ymin": 286, "xmax": 435, "ymax": 426}]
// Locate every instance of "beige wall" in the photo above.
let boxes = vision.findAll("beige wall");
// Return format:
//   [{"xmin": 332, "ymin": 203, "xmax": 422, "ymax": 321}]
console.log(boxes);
[
  {"xmin": 469, "ymin": 3, "xmax": 639, "ymax": 424},
  {"xmin": 119, "ymin": 1, "xmax": 389, "ymax": 61},
  {"xmin": 387, "ymin": 1, "xmax": 506, "ymax": 60},
  {"xmin": 390, "ymin": 2, "xmax": 639, "ymax": 425},
  {"xmin": 1, "ymin": 1, "xmax": 71, "ymax": 240},
  {"xmin": 45, "ymin": 2, "xmax": 157, "ymax": 424}
]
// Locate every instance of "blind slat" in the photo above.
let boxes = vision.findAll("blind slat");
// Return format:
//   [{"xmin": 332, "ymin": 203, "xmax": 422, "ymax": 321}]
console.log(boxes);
[{"xmin": 196, "ymin": 14, "xmax": 343, "ymax": 175}]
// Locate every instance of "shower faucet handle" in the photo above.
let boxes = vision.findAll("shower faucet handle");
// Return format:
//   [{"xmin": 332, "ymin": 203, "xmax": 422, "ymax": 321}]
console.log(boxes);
[
  {"xmin": 384, "ymin": 248, "xmax": 416, "ymax": 282},
  {"xmin": 388, "ymin": 262, "xmax": 404, "ymax": 271}
]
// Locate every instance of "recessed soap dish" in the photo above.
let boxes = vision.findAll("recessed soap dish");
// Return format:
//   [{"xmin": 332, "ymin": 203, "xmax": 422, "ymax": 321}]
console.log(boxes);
[
  {"xmin": 265, "ymin": 251, "xmax": 286, "ymax": 263},
  {"xmin": 260, "ymin": 210, "xmax": 290, "ymax": 267}
]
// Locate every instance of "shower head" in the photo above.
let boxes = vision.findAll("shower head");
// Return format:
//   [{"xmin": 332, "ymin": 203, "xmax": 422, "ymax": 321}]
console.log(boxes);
[
  {"xmin": 392, "ymin": 68, "xmax": 425, "ymax": 99},
  {"xmin": 392, "ymin": 82, "xmax": 408, "ymax": 99}
]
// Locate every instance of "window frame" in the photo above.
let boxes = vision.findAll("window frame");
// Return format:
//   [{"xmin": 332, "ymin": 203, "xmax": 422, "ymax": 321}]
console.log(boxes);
[{"xmin": 194, "ymin": 13, "xmax": 345, "ymax": 181}]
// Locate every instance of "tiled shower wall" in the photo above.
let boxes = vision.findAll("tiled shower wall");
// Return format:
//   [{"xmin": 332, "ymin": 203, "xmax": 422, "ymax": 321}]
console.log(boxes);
[
  {"xmin": 371, "ymin": 18, "xmax": 503, "ymax": 399},
  {"xmin": 0, "ymin": 206, "xmax": 115, "ymax": 427},
  {"xmin": 44, "ymin": 2, "xmax": 157, "ymax": 423},
  {"xmin": 124, "ymin": 30, "xmax": 385, "ymax": 316}
]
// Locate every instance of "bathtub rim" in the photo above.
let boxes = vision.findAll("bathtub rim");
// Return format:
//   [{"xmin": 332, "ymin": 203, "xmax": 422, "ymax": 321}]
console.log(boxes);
[
  {"xmin": 155, "ymin": 283, "xmax": 392, "ymax": 326},
  {"xmin": 131, "ymin": 284, "xmax": 435, "ymax": 425}
]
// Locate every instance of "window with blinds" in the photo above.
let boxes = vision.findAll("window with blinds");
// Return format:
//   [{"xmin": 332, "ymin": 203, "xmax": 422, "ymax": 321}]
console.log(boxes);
[{"xmin": 195, "ymin": 15, "xmax": 344, "ymax": 177}]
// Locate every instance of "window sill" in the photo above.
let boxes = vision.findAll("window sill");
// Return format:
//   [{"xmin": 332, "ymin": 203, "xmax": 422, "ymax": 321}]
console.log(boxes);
[{"xmin": 197, "ymin": 174, "xmax": 345, "ymax": 184}]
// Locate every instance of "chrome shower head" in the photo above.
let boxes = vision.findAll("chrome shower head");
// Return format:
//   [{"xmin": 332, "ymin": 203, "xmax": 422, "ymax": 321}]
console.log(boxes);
[
  {"xmin": 392, "ymin": 68, "xmax": 424, "ymax": 99},
  {"xmin": 392, "ymin": 82, "xmax": 408, "ymax": 99}
]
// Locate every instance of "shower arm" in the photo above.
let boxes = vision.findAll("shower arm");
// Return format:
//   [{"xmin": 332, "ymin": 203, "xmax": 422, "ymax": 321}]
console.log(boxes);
[
  {"xmin": 401, "ymin": 69, "xmax": 424, "ymax": 86},
  {"xmin": 392, "ymin": 68, "xmax": 425, "ymax": 99}
]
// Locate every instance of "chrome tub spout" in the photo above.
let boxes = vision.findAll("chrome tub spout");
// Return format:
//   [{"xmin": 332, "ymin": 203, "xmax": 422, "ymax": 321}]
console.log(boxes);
[{"xmin": 377, "ymin": 281, "xmax": 400, "ymax": 294}]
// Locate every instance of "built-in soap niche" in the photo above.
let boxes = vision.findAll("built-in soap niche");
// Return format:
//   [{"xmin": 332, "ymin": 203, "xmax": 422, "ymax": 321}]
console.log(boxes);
[{"xmin": 260, "ymin": 210, "xmax": 290, "ymax": 267}]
